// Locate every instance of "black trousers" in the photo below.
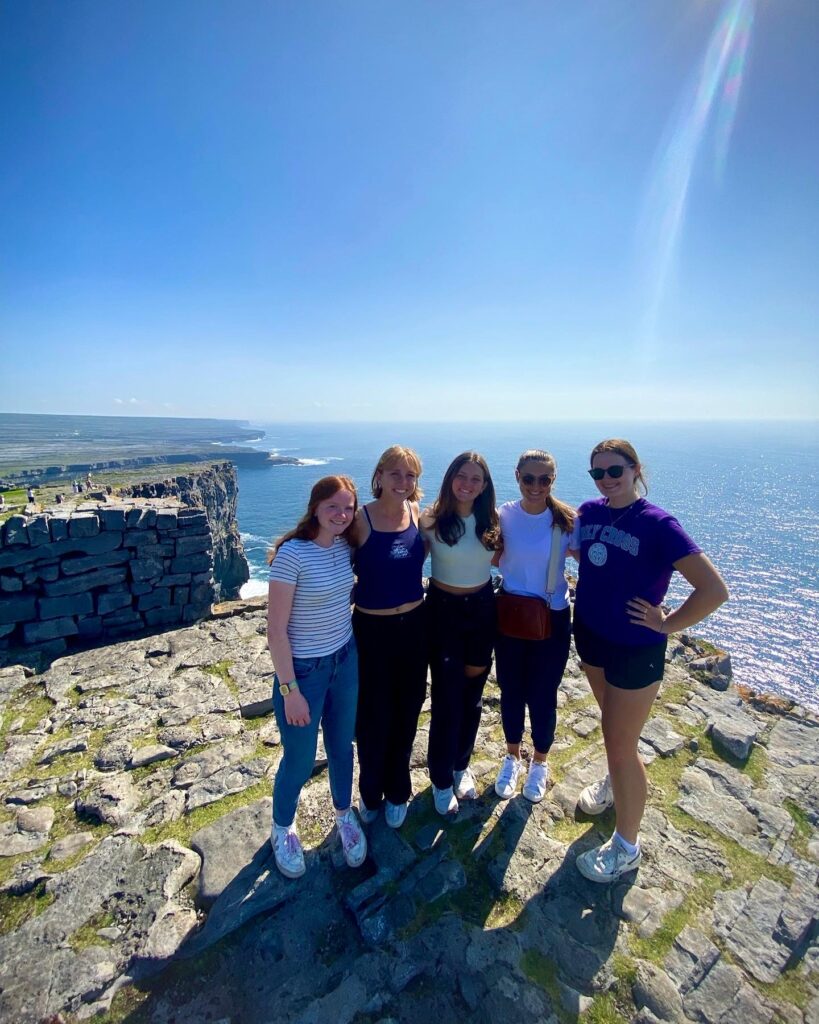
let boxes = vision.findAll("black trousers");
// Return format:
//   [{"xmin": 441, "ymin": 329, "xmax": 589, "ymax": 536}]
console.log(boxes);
[
  {"xmin": 494, "ymin": 606, "xmax": 571, "ymax": 754},
  {"xmin": 426, "ymin": 581, "xmax": 496, "ymax": 790},
  {"xmin": 353, "ymin": 604, "xmax": 428, "ymax": 808}
]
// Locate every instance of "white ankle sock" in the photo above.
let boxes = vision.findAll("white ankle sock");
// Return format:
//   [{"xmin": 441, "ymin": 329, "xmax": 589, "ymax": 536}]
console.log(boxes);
[{"xmin": 614, "ymin": 831, "xmax": 640, "ymax": 856}]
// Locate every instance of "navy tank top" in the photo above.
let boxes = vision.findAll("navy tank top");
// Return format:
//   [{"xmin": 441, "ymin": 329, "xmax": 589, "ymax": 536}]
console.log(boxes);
[{"xmin": 354, "ymin": 503, "xmax": 425, "ymax": 609}]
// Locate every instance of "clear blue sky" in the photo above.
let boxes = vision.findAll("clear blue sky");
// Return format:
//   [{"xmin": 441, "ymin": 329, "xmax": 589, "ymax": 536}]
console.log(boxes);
[{"xmin": 1, "ymin": 0, "xmax": 817, "ymax": 421}]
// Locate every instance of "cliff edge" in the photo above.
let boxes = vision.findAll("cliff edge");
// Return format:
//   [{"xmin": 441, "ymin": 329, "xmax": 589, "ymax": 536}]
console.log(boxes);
[{"xmin": 0, "ymin": 605, "xmax": 816, "ymax": 1024}]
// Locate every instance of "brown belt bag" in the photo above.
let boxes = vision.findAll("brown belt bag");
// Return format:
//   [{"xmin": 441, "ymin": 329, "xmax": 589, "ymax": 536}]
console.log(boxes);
[
  {"xmin": 496, "ymin": 524, "xmax": 562, "ymax": 642},
  {"xmin": 496, "ymin": 592, "xmax": 551, "ymax": 640}
]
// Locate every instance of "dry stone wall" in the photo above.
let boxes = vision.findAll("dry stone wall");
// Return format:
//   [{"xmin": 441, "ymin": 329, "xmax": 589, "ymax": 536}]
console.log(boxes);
[{"xmin": 0, "ymin": 502, "xmax": 216, "ymax": 654}]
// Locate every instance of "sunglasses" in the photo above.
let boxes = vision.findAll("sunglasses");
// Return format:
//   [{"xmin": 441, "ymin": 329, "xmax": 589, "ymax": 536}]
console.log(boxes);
[
  {"xmin": 520, "ymin": 473, "xmax": 553, "ymax": 486},
  {"xmin": 588, "ymin": 465, "xmax": 632, "ymax": 480}
]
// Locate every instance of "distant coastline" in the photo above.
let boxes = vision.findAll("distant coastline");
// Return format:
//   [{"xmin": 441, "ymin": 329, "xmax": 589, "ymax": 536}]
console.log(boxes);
[{"xmin": 0, "ymin": 413, "xmax": 303, "ymax": 488}]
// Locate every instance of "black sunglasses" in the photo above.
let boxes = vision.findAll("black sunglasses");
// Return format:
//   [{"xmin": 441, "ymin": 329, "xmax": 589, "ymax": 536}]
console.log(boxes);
[
  {"xmin": 520, "ymin": 473, "xmax": 553, "ymax": 486},
  {"xmin": 588, "ymin": 465, "xmax": 632, "ymax": 480}
]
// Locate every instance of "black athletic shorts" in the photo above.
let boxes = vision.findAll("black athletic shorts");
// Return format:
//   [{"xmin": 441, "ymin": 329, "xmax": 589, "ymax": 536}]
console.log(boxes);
[{"xmin": 573, "ymin": 614, "xmax": 667, "ymax": 690}]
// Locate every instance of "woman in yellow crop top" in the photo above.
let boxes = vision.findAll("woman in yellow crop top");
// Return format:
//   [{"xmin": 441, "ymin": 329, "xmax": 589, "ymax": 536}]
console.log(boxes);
[{"xmin": 419, "ymin": 451, "xmax": 500, "ymax": 816}]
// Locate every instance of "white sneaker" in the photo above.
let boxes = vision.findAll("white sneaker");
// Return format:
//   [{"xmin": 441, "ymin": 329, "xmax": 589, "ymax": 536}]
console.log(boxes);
[
  {"xmin": 576, "ymin": 834, "xmax": 641, "ymax": 883},
  {"xmin": 358, "ymin": 796, "xmax": 379, "ymax": 824},
  {"xmin": 432, "ymin": 785, "xmax": 459, "ymax": 816},
  {"xmin": 522, "ymin": 760, "xmax": 549, "ymax": 803},
  {"xmin": 336, "ymin": 809, "xmax": 368, "ymax": 867},
  {"xmin": 494, "ymin": 755, "xmax": 523, "ymax": 799},
  {"xmin": 385, "ymin": 800, "xmax": 408, "ymax": 829},
  {"xmin": 578, "ymin": 774, "xmax": 614, "ymax": 815},
  {"xmin": 271, "ymin": 822, "xmax": 305, "ymax": 879},
  {"xmin": 453, "ymin": 766, "xmax": 478, "ymax": 800}
]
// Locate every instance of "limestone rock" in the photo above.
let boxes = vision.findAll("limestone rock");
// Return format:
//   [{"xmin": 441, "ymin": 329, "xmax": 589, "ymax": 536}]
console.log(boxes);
[{"xmin": 190, "ymin": 797, "xmax": 273, "ymax": 908}]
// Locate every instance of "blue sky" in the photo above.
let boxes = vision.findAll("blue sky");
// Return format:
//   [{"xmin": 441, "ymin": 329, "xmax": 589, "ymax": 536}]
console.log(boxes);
[{"xmin": 1, "ymin": 0, "xmax": 817, "ymax": 422}]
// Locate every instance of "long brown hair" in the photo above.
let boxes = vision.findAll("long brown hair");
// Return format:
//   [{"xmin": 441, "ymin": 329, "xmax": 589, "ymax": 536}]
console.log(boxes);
[
  {"xmin": 516, "ymin": 449, "xmax": 576, "ymax": 534},
  {"xmin": 267, "ymin": 475, "xmax": 358, "ymax": 562},
  {"xmin": 590, "ymin": 438, "xmax": 648, "ymax": 495},
  {"xmin": 370, "ymin": 445, "xmax": 423, "ymax": 502},
  {"xmin": 429, "ymin": 451, "xmax": 500, "ymax": 549}
]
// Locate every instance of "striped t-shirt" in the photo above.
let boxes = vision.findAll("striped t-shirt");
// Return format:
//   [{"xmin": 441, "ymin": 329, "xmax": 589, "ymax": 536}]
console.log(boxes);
[{"xmin": 268, "ymin": 538, "xmax": 354, "ymax": 657}]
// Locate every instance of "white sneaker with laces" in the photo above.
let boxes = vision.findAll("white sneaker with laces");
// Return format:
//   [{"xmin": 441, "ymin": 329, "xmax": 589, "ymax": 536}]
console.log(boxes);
[
  {"xmin": 271, "ymin": 822, "xmax": 306, "ymax": 879},
  {"xmin": 432, "ymin": 785, "xmax": 459, "ymax": 816},
  {"xmin": 337, "ymin": 809, "xmax": 368, "ymax": 867},
  {"xmin": 494, "ymin": 755, "xmax": 524, "ymax": 799},
  {"xmin": 575, "ymin": 834, "xmax": 641, "ymax": 883},
  {"xmin": 453, "ymin": 767, "xmax": 478, "ymax": 800},
  {"xmin": 385, "ymin": 800, "xmax": 408, "ymax": 829},
  {"xmin": 358, "ymin": 796, "xmax": 379, "ymax": 824},
  {"xmin": 522, "ymin": 760, "xmax": 549, "ymax": 803},
  {"xmin": 578, "ymin": 774, "xmax": 614, "ymax": 815}
]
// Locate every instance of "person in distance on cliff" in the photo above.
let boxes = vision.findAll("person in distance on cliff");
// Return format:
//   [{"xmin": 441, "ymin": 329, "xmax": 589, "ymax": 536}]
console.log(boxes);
[
  {"xmin": 266, "ymin": 475, "xmax": 367, "ymax": 879},
  {"xmin": 571, "ymin": 438, "xmax": 728, "ymax": 883},
  {"xmin": 420, "ymin": 452, "xmax": 500, "ymax": 815},
  {"xmin": 351, "ymin": 445, "xmax": 428, "ymax": 829},
  {"xmin": 493, "ymin": 449, "xmax": 577, "ymax": 803}
]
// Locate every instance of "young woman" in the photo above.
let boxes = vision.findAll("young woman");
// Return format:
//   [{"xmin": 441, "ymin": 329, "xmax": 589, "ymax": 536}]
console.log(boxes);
[
  {"xmin": 494, "ymin": 449, "xmax": 576, "ymax": 803},
  {"xmin": 352, "ymin": 445, "xmax": 428, "ymax": 829},
  {"xmin": 266, "ymin": 476, "xmax": 367, "ymax": 879},
  {"xmin": 420, "ymin": 452, "xmax": 500, "ymax": 816},
  {"xmin": 572, "ymin": 439, "xmax": 728, "ymax": 883}
]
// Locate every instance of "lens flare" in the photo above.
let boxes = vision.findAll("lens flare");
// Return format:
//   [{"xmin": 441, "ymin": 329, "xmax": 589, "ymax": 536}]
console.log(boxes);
[{"xmin": 638, "ymin": 0, "xmax": 755, "ymax": 355}]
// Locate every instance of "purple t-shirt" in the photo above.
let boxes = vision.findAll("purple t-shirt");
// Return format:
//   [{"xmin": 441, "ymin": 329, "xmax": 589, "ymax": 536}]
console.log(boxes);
[{"xmin": 574, "ymin": 498, "xmax": 701, "ymax": 647}]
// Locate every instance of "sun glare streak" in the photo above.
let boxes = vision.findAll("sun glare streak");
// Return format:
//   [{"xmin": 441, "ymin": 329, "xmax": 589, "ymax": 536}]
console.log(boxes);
[{"xmin": 638, "ymin": 0, "xmax": 755, "ymax": 356}]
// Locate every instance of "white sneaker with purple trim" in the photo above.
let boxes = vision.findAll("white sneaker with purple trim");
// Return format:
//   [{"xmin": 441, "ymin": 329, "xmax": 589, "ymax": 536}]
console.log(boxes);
[
  {"xmin": 271, "ymin": 822, "xmax": 306, "ymax": 879},
  {"xmin": 337, "ymin": 809, "xmax": 368, "ymax": 867}
]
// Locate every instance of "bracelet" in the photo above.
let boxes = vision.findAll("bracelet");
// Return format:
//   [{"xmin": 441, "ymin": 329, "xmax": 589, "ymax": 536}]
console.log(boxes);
[{"xmin": 278, "ymin": 679, "xmax": 299, "ymax": 696}]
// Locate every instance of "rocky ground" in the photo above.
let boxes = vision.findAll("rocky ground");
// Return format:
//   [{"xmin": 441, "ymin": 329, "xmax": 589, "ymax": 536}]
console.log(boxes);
[{"xmin": 0, "ymin": 600, "xmax": 816, "ymax": 1024}]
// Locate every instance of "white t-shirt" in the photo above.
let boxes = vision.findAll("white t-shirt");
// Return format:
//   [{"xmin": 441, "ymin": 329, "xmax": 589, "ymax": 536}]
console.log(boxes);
[
  {"xmin": 497, "ymin": 501, "xmax": 572, "ymax": 610},
  {"xmin": 268, "ymin": 537, "xmax": 354, "ymax": 657}
]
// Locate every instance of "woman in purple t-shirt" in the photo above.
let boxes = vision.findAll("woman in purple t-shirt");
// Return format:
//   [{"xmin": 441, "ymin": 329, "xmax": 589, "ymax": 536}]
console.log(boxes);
[{"xmin": 570, "ymin": 438, "xmax": 728, "ymax": 885}]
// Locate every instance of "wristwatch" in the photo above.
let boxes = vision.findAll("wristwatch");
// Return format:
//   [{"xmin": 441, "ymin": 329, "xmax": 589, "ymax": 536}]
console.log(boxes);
[{"xmin": 278, "ymin": 679, "xmax": 299, "ymax": 696}]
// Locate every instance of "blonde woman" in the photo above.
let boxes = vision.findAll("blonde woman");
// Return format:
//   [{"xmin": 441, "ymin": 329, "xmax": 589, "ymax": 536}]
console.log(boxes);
[{"xmin": 352, "ymin": 446, "xmax": 427, "ymax": 829}]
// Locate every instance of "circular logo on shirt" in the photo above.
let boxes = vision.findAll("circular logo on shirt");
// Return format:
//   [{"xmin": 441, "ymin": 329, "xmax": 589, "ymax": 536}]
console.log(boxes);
[{"xmin": 588, "ymin": 542, "xmax": 608, "ymax": 566}]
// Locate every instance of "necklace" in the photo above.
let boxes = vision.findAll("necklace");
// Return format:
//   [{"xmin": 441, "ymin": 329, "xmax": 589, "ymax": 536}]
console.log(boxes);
[{"xmin": 607, "ymin": 499, "xmax": 640, "ymax": 527}]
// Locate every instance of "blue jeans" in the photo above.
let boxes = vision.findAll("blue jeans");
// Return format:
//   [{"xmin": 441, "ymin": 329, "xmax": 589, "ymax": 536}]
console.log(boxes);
[{"xmin": 272, "ymin": 636, "xmax": 358, "ymax": 827}]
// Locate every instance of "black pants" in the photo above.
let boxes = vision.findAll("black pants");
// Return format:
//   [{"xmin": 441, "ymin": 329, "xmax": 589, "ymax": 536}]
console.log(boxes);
[
  {"xmin": 353, "ymin": 604, "xmax": 428, "ymax": 808},
  {"xmin": 494, "ymin": 607, "xmax": 571, "ymax": 754},
  {"xmin": 426, "ymin": 581, "xmax": 496, "ymax": 790}
]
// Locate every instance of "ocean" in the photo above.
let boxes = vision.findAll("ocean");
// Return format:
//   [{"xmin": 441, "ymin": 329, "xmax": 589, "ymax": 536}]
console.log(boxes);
[{"xmin": 235, "ymin": 421, "xmax": 819, "ymax": 710}]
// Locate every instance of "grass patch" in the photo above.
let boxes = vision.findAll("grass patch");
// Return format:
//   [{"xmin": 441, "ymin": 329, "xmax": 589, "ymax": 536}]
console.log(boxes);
[
  {"xmin": 484, "ymin": 892, "xmax": 524, "ymax": 929},
  {"xmin": 140, "ymin": 779, "xmax": 271, "ymax": 847},
  {"xmin": 521, "ymin": 949, "xmax": 570, "ymax": 1022},
  {"xmin": 646, "ymin": 744, "xmax": 791, "ymax": 889},
  {"xmin": 202, "ymin": 660, "xmax": 238, "ymax": 697},
  {"xmin": 630, "ymin": 874, "xmax": 722, "ymax": 963},
  {"xmin": 783, "ymin": 799, "xmax": 814, "ymax": 860},
  {"xmin": 68, "ymin": 910, "xmax": 116, "ymax": 951},
  {"xmin": 17, "ymin": 690, "xmax": 56, "ymax": 734},
  {"xmin": 0, "ymin": 881, "xmax": 55, "ymax": 936},
  {"xmin": 582, "ymin": 992, "xmax": 627, "ymax": 1023}
]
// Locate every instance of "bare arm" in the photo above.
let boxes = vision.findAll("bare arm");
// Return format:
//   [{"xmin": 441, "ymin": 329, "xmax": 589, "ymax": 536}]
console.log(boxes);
[
  {"xmin": 627, "ymin": 553, "xmax": 729, "ymax": 635},
  {"xmin": 267, "ymin": 580, "xmax": 311, "ymax": 726}
]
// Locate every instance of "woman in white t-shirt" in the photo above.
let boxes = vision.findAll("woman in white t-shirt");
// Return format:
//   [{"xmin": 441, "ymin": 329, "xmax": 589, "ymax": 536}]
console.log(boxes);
[
  {"xmin": 266, "ymin": 475, "xmax": 367, "ymax": 880},
  {"xmin": 493, "ymin": 449, "xmax": 576, "ymax": 803}
]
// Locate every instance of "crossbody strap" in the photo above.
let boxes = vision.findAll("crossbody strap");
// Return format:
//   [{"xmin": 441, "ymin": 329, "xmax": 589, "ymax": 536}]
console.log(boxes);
[{"xmin": 544, "ymin": 524, "xmax": 563, "ymax": 607}]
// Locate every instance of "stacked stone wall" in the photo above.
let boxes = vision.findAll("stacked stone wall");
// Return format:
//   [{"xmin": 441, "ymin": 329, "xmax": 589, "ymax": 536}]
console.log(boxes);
[{"xmin": 0, "ymin": 502, "xmax": 216, "ymax": 653}]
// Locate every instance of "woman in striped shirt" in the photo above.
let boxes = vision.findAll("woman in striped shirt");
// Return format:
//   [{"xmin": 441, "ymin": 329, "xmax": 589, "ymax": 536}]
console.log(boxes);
[{"xmin": 267, "ymin": 475, "xmax": 367, "ymax": 879}]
